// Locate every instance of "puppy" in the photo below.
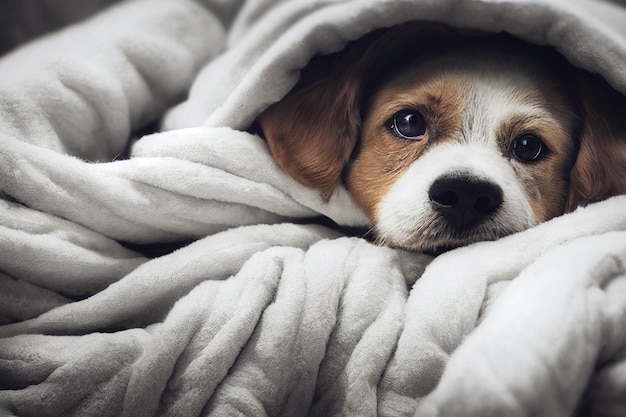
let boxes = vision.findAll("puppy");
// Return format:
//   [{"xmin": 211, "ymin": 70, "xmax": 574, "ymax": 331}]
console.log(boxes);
[{"xmin": 257, "ymin": 24, "xmax": 626, "ymax": 253}]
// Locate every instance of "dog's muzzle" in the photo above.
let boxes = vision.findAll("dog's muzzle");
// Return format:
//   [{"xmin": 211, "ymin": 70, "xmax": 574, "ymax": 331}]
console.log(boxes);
[{"xmin": 428, "ymin": 174, "xmax": 503, "ymax": 231}]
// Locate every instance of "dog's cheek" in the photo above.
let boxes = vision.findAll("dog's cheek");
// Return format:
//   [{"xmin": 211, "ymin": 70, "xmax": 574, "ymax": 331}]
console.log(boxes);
[
  {"xmin": 345, "ymin": 138, "xmax": 421, "ymax": 223},
  {"xmin": 345, "ymin": 155, "xmax": 391, "ymax": 222},
  {"xmin": 514, "ymin": 164, "xmax": 570, "ymax": 223}
]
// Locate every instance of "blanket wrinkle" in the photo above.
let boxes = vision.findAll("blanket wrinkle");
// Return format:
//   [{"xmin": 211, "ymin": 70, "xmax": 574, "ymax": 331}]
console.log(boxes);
[
  {"xmin": 189, "ymin": 0, "xmax": 250, "ymax": 31},
  {"xmin": 132, "ymin": 128, "xmax": 370, "ymax": 228},
  {"xmin": 0, "ymin": 0, "xmax": 225, "ymax": 160},
  {"xmin": 308, "ymin": 240, "xmax": 419, "ymax": 417},
  {"xmin": 202, "ymin": 248, "xmax": 317, "ymax": 417},
  {"xmin": 0, "ymin": 223, "xmax": 342, "ymax": 339},
  {"xmin": 2, "ymin": 132, "xmax": 356, "ymax": 245},
  {"xmin": 123, "ymin": 238, "xmax": 415, "ymax": 417},
  {"xmin": 120, "ymin": 252, "xmax": 287, "ymax": 417},
  {"xmin": 413, "ymin": 232, "xmax": 626, "ymax": 417},
  {"xmin": 0, "ymin": 329, "xmax": 151, "ymax": 417},
  {"xmin": 167, "ymin": 0, "xmax": 626, "ymax": 134},
  {"xmin": 0, "ymin": 199, "xmax": 145, "ymax": 302},
  {"xmin": 0, "ymin": 272, "xmax": 72, "ymax": 326},
  {"xmin": 2, "ymin": 0, "xmax": 626, "ymax": 416},
  {"xmin": 377, "ymin": 197, "xmax": 626, "ymax": 414},
  {"xmin": 581, "ymin": 356, "xmax": 626, "ymax": 416}
]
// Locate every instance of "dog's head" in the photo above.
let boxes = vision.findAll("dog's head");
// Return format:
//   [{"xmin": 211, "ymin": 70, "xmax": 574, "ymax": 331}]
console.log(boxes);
[{"xmin": 257, "ymin": 24, "xmax": 626, "ymax": 253}]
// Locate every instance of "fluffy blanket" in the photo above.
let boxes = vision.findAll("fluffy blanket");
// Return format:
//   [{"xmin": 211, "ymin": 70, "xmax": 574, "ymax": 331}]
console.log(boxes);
[{"xmin": 1, "ymin": 0, "xmax": 626, "ymax": 416}]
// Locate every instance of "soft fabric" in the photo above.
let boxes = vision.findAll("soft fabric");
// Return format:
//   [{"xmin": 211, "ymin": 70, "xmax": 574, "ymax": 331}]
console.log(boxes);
[{"xmin": 1, "ymin": 0, "xmax": 625, "ymax": 416}]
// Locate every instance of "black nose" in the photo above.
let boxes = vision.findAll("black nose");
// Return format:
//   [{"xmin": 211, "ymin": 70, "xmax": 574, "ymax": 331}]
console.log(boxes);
[{"xmin": 428, "ymin": 175, "xmax": 503, "ymax": 232}]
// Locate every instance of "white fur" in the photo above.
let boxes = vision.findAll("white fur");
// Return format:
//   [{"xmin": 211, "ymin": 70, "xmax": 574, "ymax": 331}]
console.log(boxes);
[
  {"xmin": 376, "ymin": 143, "xmax": 535, "ymax": 251},
  {"xmin": 375, "ymin": 72, "xmax": 544, "ymax": 251}
]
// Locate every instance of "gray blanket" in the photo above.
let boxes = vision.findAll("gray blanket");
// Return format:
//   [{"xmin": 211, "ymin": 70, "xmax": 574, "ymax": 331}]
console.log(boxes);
[{"xmin": 1, "ymin": 0, "xmax": 626, "ymax": 416}]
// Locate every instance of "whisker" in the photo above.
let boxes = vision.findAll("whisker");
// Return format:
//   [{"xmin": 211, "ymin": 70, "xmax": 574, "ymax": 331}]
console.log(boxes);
[{"xmin": 361, "ymin": 226, "xmax": 377, "ymax": 240}]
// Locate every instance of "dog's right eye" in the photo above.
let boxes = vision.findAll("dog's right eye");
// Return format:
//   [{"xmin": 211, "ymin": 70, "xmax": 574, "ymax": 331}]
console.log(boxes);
[
  {"xmin": 512, "ymin": 134, "xmax": 546, "ymax": 162},
  {"xmin": 389, "ymin": 110, "xmax": 426, "ymax": 139}
]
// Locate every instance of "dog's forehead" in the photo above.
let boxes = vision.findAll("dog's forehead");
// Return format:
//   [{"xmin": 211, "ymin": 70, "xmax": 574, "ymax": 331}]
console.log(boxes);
[
  {"xmin": 386, "ymin": 45, "xmax": 550, "ymax": 102},
  {"xmin": 373, "ymin": 45, "xmax": 565, "ymax": 141}
]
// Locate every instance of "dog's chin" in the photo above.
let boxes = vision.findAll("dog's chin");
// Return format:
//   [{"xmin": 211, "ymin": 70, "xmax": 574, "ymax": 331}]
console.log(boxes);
[
  {"xmin": 408, "ymin": 233, "xmax": 497, "ymax": 256},
  {"xmin": 375, "ymin": 216, "xmax": 529, "ymax": 255}
]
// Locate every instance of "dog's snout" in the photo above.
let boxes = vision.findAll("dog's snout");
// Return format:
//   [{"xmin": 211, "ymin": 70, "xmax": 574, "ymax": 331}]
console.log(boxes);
[{"xmin": 429, "ymin": 176, "xmax": 503, "ymax": 231}]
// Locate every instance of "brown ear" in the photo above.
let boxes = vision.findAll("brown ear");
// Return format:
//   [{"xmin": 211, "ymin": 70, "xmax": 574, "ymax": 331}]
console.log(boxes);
[
  {"xmin": 567, "ymin": 73, "xmax": 626, "ymax": 210},
  {"xmin": 257, "ymin": 52, "xmax": 364, "ymax": 200},
  {"xmin": 257, "ymin": 23, "xmax": 457, "ymax": 200}
]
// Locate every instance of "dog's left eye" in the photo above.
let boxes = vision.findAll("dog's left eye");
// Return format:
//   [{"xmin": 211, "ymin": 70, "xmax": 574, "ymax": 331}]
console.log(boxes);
[
  {"xmin": 390, "ymin": 110, "xmax": 426, "ymax": 139},
  {"xmin": 512, "ymin": 134, "xmax": 545, "ymax": 162}
]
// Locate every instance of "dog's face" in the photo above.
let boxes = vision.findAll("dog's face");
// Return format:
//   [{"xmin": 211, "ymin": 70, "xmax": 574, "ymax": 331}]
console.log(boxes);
[
  {"xmin": 346, "ymin": 46, "xmax": 579, "ymax": 251},
  {"xmin": 258, "ymin": 26, "xmax": 626, "ymax": 253}
]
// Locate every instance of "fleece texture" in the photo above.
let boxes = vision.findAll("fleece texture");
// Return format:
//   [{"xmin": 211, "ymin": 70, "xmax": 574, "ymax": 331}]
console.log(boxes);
[{"xmin": 1, "ymin": 0, "xmax": 626, "ymax": 416}]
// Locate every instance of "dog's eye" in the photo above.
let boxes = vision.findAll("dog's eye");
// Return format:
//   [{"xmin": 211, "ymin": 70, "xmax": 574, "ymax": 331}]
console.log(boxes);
[
  {"xmin": 390, "ymin": 110, "xmax": 426, "ymax": 139},
  {"xmin": 512, "ymin": 134, "xmax": 545, "ymax": 162}
]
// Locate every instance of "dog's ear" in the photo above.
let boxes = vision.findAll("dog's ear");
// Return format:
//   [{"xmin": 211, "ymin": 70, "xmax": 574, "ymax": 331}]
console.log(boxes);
[
  {"xmin": 256, "ymin": 47, "xmax": 365, "ymax": 200},
  {"xmin": 567, "ymin": 73, "xmax": 626, "ymax": 210},
  {"xmin": 258, "ymin": 23, "xmax": 454, "ymax": 200}
]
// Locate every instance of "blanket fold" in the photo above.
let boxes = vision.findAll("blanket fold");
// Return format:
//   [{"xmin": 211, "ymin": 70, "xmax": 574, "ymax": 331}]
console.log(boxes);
[
  {"xmin": 414, "ymin": 231, "xmax": 626, "ymax": 417},
  {"xmin": 0, "ymin": 0, "xmax": 225, "ymax": 160},
  {"xmin": 1, "ymin": 0, "xmax": 626, "ymax": 416}
]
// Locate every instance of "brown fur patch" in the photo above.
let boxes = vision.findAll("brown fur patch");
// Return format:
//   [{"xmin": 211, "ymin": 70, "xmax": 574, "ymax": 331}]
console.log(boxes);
[
  {"xmin": 346, "ymin": 72, "xmax": 465, "ymax": 219},
  {"xmin": 501, "ymin": 113, "xmax": 578, "ymax": 222},
  {"xmin": 567, "ymin": 72, "xmax": 626, "ymax": 209},
  {"xmin": 257, "ymin": 23, "xmax": 462, "ymax": 200}
]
